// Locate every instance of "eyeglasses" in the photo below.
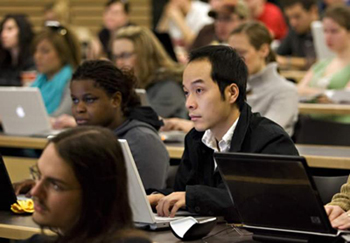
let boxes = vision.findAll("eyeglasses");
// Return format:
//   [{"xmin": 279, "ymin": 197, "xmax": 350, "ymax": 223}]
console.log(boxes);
[
  {"xmin": 112, "ymin": 52, "xmax": 135, "ymax": 61},
  {"xmin": 29, "ymin": 165, "xmax": 80, "ymax": 193}
]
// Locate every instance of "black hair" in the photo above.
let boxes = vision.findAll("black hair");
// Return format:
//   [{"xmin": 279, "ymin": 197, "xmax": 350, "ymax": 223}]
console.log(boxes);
[
  {"xmin": 0, "ymin": 14, "xmax": 34, "ymax": 68},
  {"xmin": 282, "ymin": 0, "xmax": 317, "ymax": 11},
  {"xmin": 105, "ymin": 0, "xmax": 130, "ymax": 14},
  {"xmin": 188, "ymin": 45, "xmax": 247, "ymax": 110},
  {"xmin": 71, "ymin": 60, "xmax": 140, "ymax": 116},
  {"xmin": 50, "ymin": 126, "xmax": 133, "ymax": 242}
]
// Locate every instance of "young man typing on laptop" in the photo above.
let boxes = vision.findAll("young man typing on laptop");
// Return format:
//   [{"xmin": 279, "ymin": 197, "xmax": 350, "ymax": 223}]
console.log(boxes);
[{"xmin": 148, "ymin": 45, "xmax": 299, "ymax": 220}]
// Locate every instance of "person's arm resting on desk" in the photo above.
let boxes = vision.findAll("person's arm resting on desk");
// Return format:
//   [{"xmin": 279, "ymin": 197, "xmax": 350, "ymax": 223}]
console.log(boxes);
[{"xmin": 325, "ymin": 176, "xmax": 350, "ymax": 229}]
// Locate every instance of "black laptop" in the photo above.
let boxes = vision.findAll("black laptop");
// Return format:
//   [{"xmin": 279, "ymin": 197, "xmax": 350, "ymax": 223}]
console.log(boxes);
[
  {"xmin": 214, "ymin": 152, "xmax": 348, "ymax": 242},
  {"xmin": 0, "ymin": 154, "xmax": 17, "ymax": 210}
]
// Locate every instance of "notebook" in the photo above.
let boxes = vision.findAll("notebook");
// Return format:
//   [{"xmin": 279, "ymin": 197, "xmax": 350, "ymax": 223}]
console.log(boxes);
[
  {"xmin": 0, "ymin": 87, "xmax": 61, "ymax": 136},
  {"xmin": 119, "ymin": 139, "xmax": 186, "ymax": 230},
  {"xmin": 0, "ymin": 154, "xmax": 19, "ymax": 210},
  {"xmin": 214, "ymin": 152, "xmax": 347, "ymax": 242}
]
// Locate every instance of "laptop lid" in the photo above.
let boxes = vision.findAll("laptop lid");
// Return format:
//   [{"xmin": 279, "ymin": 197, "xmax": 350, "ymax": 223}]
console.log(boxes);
[
  {"xmin": 0, "ymin": 154, "xmax": 17, "ymax": 210},
  {"xmin": 0, "ymin": 87, "xmax": 51, "ymax": 136},
  {"xmin": 311, "ymin": 21, "xmax": 335, "ymax": 60},
  {"xmin": 214, "ymin": 152, "xmax": 337, "ymax": 236},
  {"xmin": 135, "ymin": 89, "xmax": 150, "ymax": 107},
  {"xmin": 118, "ymin": 139, "xmax": 156, "ymax": 225}
]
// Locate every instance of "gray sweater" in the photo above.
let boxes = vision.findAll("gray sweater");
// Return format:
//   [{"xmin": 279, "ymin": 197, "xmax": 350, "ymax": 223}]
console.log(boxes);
[
  {"xmin": 114, "ymin": 119, "xmax": 169, "ymax": 190},
  {"xmin": 146, "ymin": 80, "xmax": 187, "ymax": 119},
  {"xmin": 247, "ymin": 63, "xmax": 298, "ymax": 136}
]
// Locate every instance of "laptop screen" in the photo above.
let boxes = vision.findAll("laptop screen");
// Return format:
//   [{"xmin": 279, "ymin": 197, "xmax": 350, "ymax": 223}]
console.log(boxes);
[
  {"xmin": 215, "ymin": 152, "xmax": 336, "ymax": 235},
  {"xmin": 0, "ymin": 155, "xmax": 17, "ymax": 210}
]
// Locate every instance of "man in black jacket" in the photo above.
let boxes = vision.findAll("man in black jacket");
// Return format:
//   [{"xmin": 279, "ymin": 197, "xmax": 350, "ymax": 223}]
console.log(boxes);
[{"xmin": 148, "ymin": 45, "xmax": 299, "ymax": 220}]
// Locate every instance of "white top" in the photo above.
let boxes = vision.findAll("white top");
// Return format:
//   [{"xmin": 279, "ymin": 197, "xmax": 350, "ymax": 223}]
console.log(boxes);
[
  {"xmin": 202, "ymin": 118, "xmax": 239, "ymax": 170},
  {"xmin": 169, "ymin": 0, "xmax": 213, "ymax": 40}
]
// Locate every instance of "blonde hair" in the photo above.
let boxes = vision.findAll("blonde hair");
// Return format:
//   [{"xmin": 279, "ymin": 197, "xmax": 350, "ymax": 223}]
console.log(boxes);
[
  {"xmin": 33, "ymin": 25, "xmax": 81, "ymax": 69},
  {"xmin": 113, "ymin": 26, "xmax": 183, "ymax": 88}
]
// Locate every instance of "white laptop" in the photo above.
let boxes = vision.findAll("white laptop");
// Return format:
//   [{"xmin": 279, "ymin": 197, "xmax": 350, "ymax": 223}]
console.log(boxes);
[
  {"xmin": 119, "ymin": 139, "xmax": 189, "ymax": 230},
  {"xmin": 135, "ymin": 89, "xmax": 150, "ymax": 107},
  {"xmin": 0, "ymin": 87, "xmax": 61, "ymax": 136},
  {"xmin": 311, "ymin": 21, "xmax": 335, "ymax": 60}
]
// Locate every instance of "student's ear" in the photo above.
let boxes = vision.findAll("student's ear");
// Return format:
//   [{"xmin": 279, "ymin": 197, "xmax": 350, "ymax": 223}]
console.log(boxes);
[
  {"xmin": 111, "ymin": 91, "xmax": 122, "ymax": 108},
  {"xmin": 226, "ymin": 83, "xmax": 239, "ymax": 104},
  {"xmin": 259, "ymin": 43, "xmax": 270, "ymax": 59}
]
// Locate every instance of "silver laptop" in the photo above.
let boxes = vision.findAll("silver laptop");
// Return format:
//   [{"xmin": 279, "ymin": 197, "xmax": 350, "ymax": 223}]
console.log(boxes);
[
  {"xmin": 311, "ymin": 21, "xmax": 335, "ymax": 60},
  {"xmin": 135, "ymin": 89, "xmax": 150, "ymax": 107},
  {"xmin": 215, "ymin": 152, "xmax": 349, "ymax": 242},
  {"xmin": 0, "ymin": 87, "xmax": 61, "ymax": 136},
  {"xmin": 119, "ymin": 139, "xmax": 184, "ymax": 230}
]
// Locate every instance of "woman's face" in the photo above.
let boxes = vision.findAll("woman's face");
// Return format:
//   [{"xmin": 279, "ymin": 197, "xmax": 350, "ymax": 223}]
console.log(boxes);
[
  {"xmin": 1, "ymin": 18, "xmax": 19, "ymax": 50},
  {"xmin": 228, "ymin": 33, "xmax": 266, "ymax": 75},
  {"xmin": 70, "ymin": 79, "xmax": 122, "ymax": 130},
  {"xmin": 34, "ymin": 39, "xmax": 63, "ymax": 78},
  {"xmin": 30, "ymin": 143, "xmax": 82, "ymax": 232},
  {"xmin": 323, "ymin": 17, "xmax": 350, "ymax": 53},
  {"xmin": 112, "ymin": 38, "xmax": 137, "ymax": 72}
]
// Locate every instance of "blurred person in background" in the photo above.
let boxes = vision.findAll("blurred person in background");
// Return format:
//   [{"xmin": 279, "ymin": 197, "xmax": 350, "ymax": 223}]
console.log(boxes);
[
  {"xmin": 297, "ymin": 5, "xmax": 350, "ymax": 123},
  {"xmin": 98, "ymin": 0, "xmax": 133, "ymax": 59},
  {"xmin": 0, "ymin": 14, "xmax": 35, "ymax": 86},
  {"xmin": 229, "ymin": 21, "xmax": 298, "ymax": 136},
  {"xmin": 277, "ymin": 0, "xmax": 319, "ymax": 70},
  {"xmin": 31, "ymin": 23, "xmax": 81, "ymax": 117},
  {"xmin": 43, "ymin": 0, "xmax": 101, "ymax": 60},
  {"xmin": 113, "ymin": 26, "xmax": 187, "ymax": 119},
  {"xmin": 191, "ymin": 0, "xmax": 249, "ymax": 51},
  {"xmin": 244, "ymin": 0, "xmax": 288, "ymax": 40}
]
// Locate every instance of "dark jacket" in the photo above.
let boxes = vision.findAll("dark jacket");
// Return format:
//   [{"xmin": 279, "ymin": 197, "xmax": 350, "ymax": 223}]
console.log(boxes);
[
  {"xmin": 115, "ymin": 107, "xmax": 169, "ymax": 190},
  {"xmin": 173, "ymin": 102, "xmax": 299, "ymax": 220}
]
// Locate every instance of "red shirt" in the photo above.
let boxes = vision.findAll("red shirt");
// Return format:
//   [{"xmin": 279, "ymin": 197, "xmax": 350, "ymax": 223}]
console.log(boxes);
[{"xmin": 257, "ymin": 2, "xmax": 288, "ymax": 40}]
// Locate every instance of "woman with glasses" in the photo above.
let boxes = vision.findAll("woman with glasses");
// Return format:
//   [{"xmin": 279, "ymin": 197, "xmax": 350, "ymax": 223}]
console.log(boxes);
[
  {"xmin": 0, "ymin": 14, "xmax": 35, "ymax": 86},
  {"xmin": 31, "ymin": 23, "xmax": 81, "ymax": 117},
  {"xmin": 112, "ymin": 26, "xmax": 188, "ymax": 119},
  {"xmin": 21, "ymin": 126, "xmax": 150, "ymax": 243}
]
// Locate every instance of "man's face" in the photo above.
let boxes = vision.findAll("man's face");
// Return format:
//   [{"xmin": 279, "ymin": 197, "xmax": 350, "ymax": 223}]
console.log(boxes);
[
  {"xmin": 285, "ymin": 3, "xmax": 315, "ymax": 34},
  {"xmin": 31, "ymin": 144, "xmax": 82, "ymax": 233},
  {"xmin": 215, "ymin": 13, "xmax": 244, "ymax": 42},
  {"xmin": 183, "ymin": 59, "xmax": 238, "ymax": 139},
  {"xmin": 103, "ymin": 2, "xmax": 128, "ymax": 31}
]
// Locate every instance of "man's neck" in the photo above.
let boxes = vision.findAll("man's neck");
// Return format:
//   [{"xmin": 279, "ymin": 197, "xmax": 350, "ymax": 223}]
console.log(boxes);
[{"xmin": 212, "ymin": 107, "xmax": 240, "ymax": 141}]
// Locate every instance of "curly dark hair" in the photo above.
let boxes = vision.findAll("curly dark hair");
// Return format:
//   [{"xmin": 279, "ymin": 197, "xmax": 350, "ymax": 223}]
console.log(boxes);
[{"xmin": 71, "ymin": 59, "xmax": 141, "ymax": 116}]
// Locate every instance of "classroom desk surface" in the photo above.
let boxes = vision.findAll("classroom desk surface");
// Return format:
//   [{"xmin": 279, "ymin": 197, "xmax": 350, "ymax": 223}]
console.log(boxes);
[
  {"xmin": 298, "ymin": 103, "xmax": 350, "ymax": 115},
  {"xmin": 280, "ymin": 70, "xmax": 307, "ymax": 83},
  {"xmin": 166, "ymin": 143, "xmax": 350, "ymax": 170},
  {"xmin": 0, "ymin": 211, "xmax": 254, "ymax": 242},
  {"xmin": 1, "ymin": 134, "xmax": 350, "ymax": 170}
]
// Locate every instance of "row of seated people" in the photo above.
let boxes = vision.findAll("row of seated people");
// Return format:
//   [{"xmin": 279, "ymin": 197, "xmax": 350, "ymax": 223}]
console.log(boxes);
[
  {"xmin": 1, "ymin": 0, "xmax": 350, "ymax": 124},
  {"xmin": 15, "ymin": 46, "xmax": 350, "ymax": 243},
  {"xmin": 1, "ymin": 6, "xmax": 350, "ymax": 195}
]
